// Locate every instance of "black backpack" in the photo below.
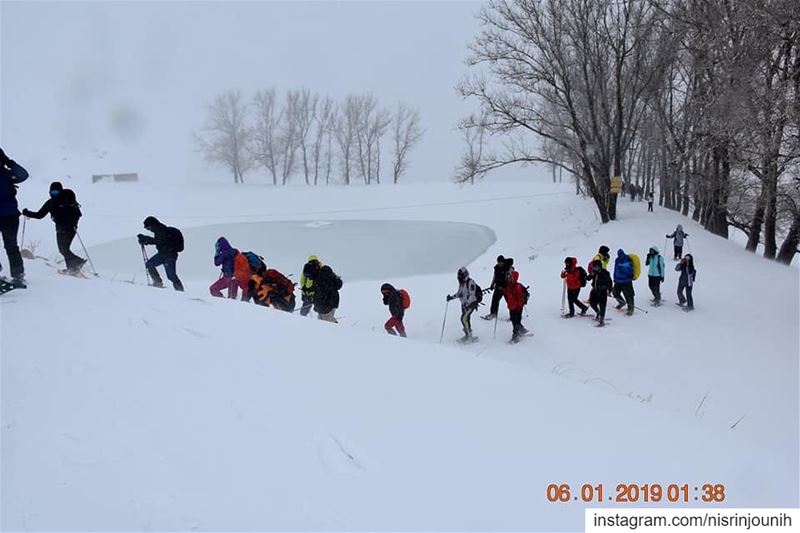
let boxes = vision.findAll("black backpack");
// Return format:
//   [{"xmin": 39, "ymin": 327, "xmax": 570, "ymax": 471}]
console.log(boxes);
[
  {"xmin": 577, "ymin": 266, "xmax": 588, "ymax": 288},
  {"xmin": 167, "ymin": 227, "xmax": 184, "ymax": 253},
  {"xmin": 474, "ymin": 282, "xmax": 483, "ymax": 304}
]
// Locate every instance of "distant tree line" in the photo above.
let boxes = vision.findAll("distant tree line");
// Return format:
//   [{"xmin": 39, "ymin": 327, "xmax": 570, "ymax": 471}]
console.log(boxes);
[
  {"xmin": 195, "ymin": 88, "xmax": 424, "ymax": 187},
  {"xmin": 456, "ymin": 0, "xmax": 800, "ymax": 264}
]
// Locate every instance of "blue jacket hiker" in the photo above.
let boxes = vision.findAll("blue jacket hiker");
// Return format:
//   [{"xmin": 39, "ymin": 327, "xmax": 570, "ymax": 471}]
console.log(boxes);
[{"xmin": 612, "ymin": 249, "xmax": 635, "ymax": 315}]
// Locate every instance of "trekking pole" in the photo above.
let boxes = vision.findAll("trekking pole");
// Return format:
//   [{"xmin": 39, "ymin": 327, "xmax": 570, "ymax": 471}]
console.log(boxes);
[
  {"xmin": 20, "ymin": 216, "xmax": 26, "ymax": 251},
  {"xmin": 663, "ymin": 237, "xmax": 668, "ymax": 254},
  {"xmin": 634, "ymin": 305, "xmax": 649, "ymax": 314},
  {"xmin": 140, "ymin": 244, "xmax": 151, "ymax": 286},
  {"xmin": 76, "ymin": 231, "xmax": 98, "ymax": 276},
  {"xmin": 493, "ymin": 312, "xmax": 499, "ymax": 340},
  {"xmin": 439, "ymin": 299, "xmax": 450, "ymax": 344},
  {"xmin": 560, "ymin": 279, "xmax": 566, "ymax": 315}
]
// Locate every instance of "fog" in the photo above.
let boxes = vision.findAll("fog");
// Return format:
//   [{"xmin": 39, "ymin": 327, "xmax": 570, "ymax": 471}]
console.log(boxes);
[{"xmin": 1, "ymin": 1, "xmax": 484, "ymax": 185}]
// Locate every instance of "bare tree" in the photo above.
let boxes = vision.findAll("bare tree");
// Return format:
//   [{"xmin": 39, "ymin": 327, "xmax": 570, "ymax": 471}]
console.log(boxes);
[
  {"xmin": 296, "ymin": 88, "xmax": 319, "ymax": 185},
  {"xmin": 312, "ymin": 96, "xmax": 334, "ymax": 185},
  {"xmin": 335, "ymin": 95, "xmax": 361, "ymax": 185},
  {"xmin": 279, "ymin": 90, "xmax": 301, "ymax": 185},
  {"xmin": 195, "ymin": 89, "xmax": 252, "ymax": 184},
  {"xmin": 392, "ymin": 103, "xmax": 424, "ymax": 184},
  {"xmin": 251, "ymin": 88, "xmax": 282, "ymax": 185},
  {"xmin": 455, "ymin": 112, "xmax": 490, "ymax": 184}
]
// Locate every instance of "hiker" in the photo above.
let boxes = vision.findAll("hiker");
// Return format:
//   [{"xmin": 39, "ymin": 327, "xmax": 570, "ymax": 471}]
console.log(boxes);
[
  {"xmin": 560, "ymin": 257, "xmax": 589, "ymax": 317},
  {"xmin": 612, "ymin": 249, "xmax": 635, "ymax": 316},
  {"xmin": 675, "ymin": 254, "xmax": 697, "ymax": 311},
  {"xmin": 233, "ymin": 250, "xmax": 265, "ymax": 302},
  {"xmin": 210, "ymin": 237, "xmax": 239, "ymax": 298},
  {"xmin": 313, "ymin": 264, "xmax": 342, "ymax": 322},
  {"xmin": 645, "ymin": 246, "xmax": 665, "ymax": 306},
  {"xmin": 587, "ymin": 259, "xmax": 613, "ymax": 327},
  {"xmin": 22, "ymin": 181, "xmax": 85, "ymax": 275},
  {"xmin": 666, "ymin": 224, "xmax": 689, "ymax": 260},
  {"xmin": 299, "ymin": 255, "xmax": 321, "ymax": 317},
  {"xmin": 590, "ymin": 245, "xmax": 611, "ymax": 271},
  {"xmin": 248, "ymin": 264, "xmax": 296, "ymax": 312},
  {"xmin": 137, "ymin": 216, "xmax": 184, "ymax": 291},
  {"xmin": 646, "ymin": 191, "xmax": 654, "ymax": 212},
  {"xmin": 483, "ymin": 255, "xmax": 511, "ymax": 320},
  {"xmin": 446, "ymin": 266, "xmax": 481, "ymax": 343},
  {"xmin": 381, "ymin": 283, "xmax": 408, "ymax": 337},
  {"xmin": 0, "ymin": 148, "xmax": 29, "ymax": 287},
  {"xmin": 504, "ymin": 270, "xmax": 529, "ymax": 342}
]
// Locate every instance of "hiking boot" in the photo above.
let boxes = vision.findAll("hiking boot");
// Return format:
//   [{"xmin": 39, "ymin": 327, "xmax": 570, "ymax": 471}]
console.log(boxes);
[
  {"xmin": 151, "ymin": 280, "xmax": 164, "ymax": 288},
  {"xmin": 615, "ymin": 301, "xmax": 626, "ymax": 310},
  {"xmin": 12, "ymin": 276, "xmax": 26, "ymax": 289},
  {"xmin": 579, "ymin": 308, "xmax": 588, "ymax": 316},
  {"xmin": 683, "ymin": 306, "xmax": 694, "ymax": 312},
  {"xmin": 399, "ymin": 331, "xmax": 407, "ymax": 338},
  {"xmin": 563, "ymin": 313, "xmax": 575, "ymax": 318},
  {"xmin": 626, "ymin": 308, "xmax": 634, "ymax": 316},
  {"xmin": 482, "ymin": 313, "xmax": 496, "ymax": 320}
]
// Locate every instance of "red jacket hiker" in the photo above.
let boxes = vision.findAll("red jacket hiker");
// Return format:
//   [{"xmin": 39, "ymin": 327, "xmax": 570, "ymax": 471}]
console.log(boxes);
[
  {"xmin": 560, "ymin": 257, "xmax": 582, "ymax": 290},
  {"xmin": 504, "ymin": 271, "xmax": 526, "ymax": 312}
]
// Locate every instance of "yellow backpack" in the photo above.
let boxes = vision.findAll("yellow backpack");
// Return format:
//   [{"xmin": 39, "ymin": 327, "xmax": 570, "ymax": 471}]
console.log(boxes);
[{"xmin": 629, "ymin": 254, "xmax": 641, "ymax": 280}]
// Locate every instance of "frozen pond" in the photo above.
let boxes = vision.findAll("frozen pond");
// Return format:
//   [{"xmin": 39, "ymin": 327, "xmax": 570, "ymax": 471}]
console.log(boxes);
[{"xmin": 88, "ymin": 219, "xmax": 496, "ymax": 283}]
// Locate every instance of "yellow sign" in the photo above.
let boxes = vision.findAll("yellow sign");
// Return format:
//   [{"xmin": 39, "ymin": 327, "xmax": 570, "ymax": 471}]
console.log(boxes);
[{"xmin": 610, "ymin": 175, "xmax": 622, "ymax": 194}]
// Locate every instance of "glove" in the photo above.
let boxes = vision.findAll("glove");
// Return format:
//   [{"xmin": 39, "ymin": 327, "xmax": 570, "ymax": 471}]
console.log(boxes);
[
  {"xmin": 446, "ymin": 295, "xmax": 453, "ymax": 302},
  {"xmin": 22, "ymin": 208, "xmax": 31, "ymax": 217},
  {"xmin": 137, "ymin": 234, "xmax": 147, "ymax": 245},
  {"xmin": 660, "ymin": 277, "xmax": 665, "ymax": 283},
  {"xmin": 665, "ymin": 234, "xmax": 669, "ymax": 238}
]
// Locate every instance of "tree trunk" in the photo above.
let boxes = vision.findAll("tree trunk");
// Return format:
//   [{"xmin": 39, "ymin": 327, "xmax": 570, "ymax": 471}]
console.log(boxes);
[
  {"xmin": 745, "ymin": 185, "xmax": 767, "ymax": 252},
  {"xmin": 763, "ymin": 163, "xmax": 778, "ymax": 259},
  {"xmin": 776, "ymin": 213, "xmax": 800, "ymax": 265}
]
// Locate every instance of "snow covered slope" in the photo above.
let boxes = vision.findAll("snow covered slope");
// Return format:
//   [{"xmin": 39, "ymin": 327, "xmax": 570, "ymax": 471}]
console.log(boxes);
[{"xmin": 2, "ymin": 181, "xmax": 798, "ymax": 530}]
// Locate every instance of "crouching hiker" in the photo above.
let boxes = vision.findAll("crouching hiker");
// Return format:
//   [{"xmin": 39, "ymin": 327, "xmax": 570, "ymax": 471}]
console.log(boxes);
[
  {"xmin": 137, "ymin": 216, "xmax": 184, "ymax": 291},
  {"xmin": 249, "ymin": 264, "xmax": 296, "ymax": 312},
  {"xmin": 313, "ymin": 265, "xmax": 342, "ymax": 322},
  {"xmin": 446, "ymin": 267, "xmax": 481, "ymax": 343},
  {"xmin": 210, "ymin": 237, "xmax": 239, "ymax": 298},
  {"xmin": 504, "ymin": 270, "xmax": 530, "ymax": 343},
  {"xmin": 381, "ymin": 283, "xmax": 410, "ymax": 337}
]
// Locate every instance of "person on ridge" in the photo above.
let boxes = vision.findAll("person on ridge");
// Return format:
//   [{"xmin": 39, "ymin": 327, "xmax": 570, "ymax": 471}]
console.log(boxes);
[
  {"xmin": 23, "ymin": 181, "xmax": 85, "ymax": 275},
  {"xmin": 675, "ymin": 254, "xmax": 697, "ymax": 311},
  {"xmin": 587, "ymin": 259, "xmax": 613, "ymax": 327},
  {"xmin": 381, "ymin": 283, "xmax": 407, "ymax": 337},
  {"xmin": 446, "ymin": 266, "xmax": 480, "ymax": 343},
  {"xmin": 560, "ymin": 256, "xmax": 589, "ymax": 318},
  {"xmin": 666, "ymin": 224, "xmax": 689, "ymax": 260},
  {"xmin": 483, "ymin": 255, "xmax": 511, "ymax": 320},
  {"xmin": 612, "ymin": 249, "xmax": 635, "ymax": 316},
  {"xmin": 210, "ymin": 237, "xmax": 239, "ymax": 299},
  {"xmin": 299, "ymin": 255, "xmax": 321, "ymax": 317},
  {"xmin": 137, "ymin": 216, "xmax": 184, "ymax": 291},
  {"xmin": 645, "ymin": 246, "xmax": 665, "ymax": 306}
]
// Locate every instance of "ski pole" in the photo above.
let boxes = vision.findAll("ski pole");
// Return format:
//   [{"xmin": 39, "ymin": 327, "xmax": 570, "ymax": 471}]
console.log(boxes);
[
  {"xmin": 20, "ymin": 216, "xmax": 26, "ymax": 251},
  {"xmin": 439, "ymin": 299, "xmax": 450, "ymax": 344},
  {"xmin": 493, "ymin": 312, "xmax": 499, "ymax": 340},
  {"xmin": 633, "ymin": 305, "xmax": 649, "ymax": 314},
  {"xmin": 560, "ymin": 279, "xmax": 566, "ymax": 315},
  {"xmin": 76, "ymin": 231, "xmax": 98, "ymax": 276},
  {"xmin": 141, "ymin": 244, "xmax": 151, "ymax": 286}
]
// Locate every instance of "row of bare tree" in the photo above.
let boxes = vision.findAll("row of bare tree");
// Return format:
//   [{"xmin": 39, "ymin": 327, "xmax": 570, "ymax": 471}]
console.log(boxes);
[
  {"xmin": 195, "ymin": 89, "xmax": 424, "ymax": 186},
  {"xmin": 456, "ymin": 0, "xmax": 800, "ymax": 264}
]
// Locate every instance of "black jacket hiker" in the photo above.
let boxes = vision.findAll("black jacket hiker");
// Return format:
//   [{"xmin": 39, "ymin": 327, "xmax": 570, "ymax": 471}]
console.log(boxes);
[
  {"xmin": 23, "ymin": 182, "xmax": 85, "ymax": 273},
  {"xmin": 313, "ymin": 265, "xmax": 342, "ymax": 321},
  {"xmin": 486, "ymin": 255, "xmax": 512, "ymax": 318},
  {"xmin": 138, "ymin": 216, "xmax": 184, "ymax": 291},
  {"xmin": 587, "ymin": 260, "xmax": 613, "ymax": 325},
  {"xmin": 0, "ymin": 148, "xmax": 28, "ymax": 283}
]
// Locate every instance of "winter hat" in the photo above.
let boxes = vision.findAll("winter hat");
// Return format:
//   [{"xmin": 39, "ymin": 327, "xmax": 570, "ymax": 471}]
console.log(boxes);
[
  {"xmin": 617, "ymin": 248, "xmax": 627, "ymax": 258},
  {"xmin": 308, "ymin": 254, "xmax": 319, "ymax": 263},
  {"xmin": 215, "ymin": 237, "xmax": 231, "ymax": 253},
  {"xmin": 380, "ymin": 283, "xmax": 394, "ymax": 293},
  {"xmin": 504, "ymin": 257, "xmax": 514, "ymax": 268},
  {"xmin": 49, "ymin": 181, "xmax": 63, "ymax": 196},
  {"xmin": 677, "ymin": 224, "xmax": 683, "ymax": 231},
  {"xmin": 143, "ymin": 216, "xmax": 160, "ymax": 230},
  {"xmin": 457, "ymin": 267, "xmax": 469, "ymax": 281},
  {"xmin": 496, "ymin": 255, "xmax": 505, "ymax": 263},
  {"xmin": 650, "ymin": 245, "xmax": 660, "ymax": 254},
  {"xmin": 591, "ymin": 259, "xmax": 602, "ymax": 272},
  {"xmin": 599, "ymin": 245, "xmax": 610, "ymax": 255}
]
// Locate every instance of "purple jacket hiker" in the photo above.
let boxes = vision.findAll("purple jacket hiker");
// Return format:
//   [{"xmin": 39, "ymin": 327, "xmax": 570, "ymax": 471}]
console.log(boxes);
[{"xmin": 210, "ymin": 237, "xmax": 239, "ymax": 298}]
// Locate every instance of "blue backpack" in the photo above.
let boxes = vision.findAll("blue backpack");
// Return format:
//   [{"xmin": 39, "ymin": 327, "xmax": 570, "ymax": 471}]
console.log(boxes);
[{"xmin": 243, "ymin": 251, "xmax": 265, "ymax": 271}]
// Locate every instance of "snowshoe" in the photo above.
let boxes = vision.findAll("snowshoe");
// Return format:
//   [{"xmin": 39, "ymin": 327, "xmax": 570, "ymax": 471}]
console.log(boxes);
[
  {"xmin": 0, "ymin": 277, "xmax": 15, "ymax": 295},
  {"xmin": 595, "ymin": 321, "xmax": 606, "ymax": 328},
  {"xmin": 11, "ymin": 277, "xmax": 26, "ymax": 289},
  {"xmin": 457, "ymin": 335, "xmax": 479, "ymax": 344},
  {"xmin": 675, "ymin": 301, "xmax": 685, "ymax": 307},
  {"xmin": 57, "ymin": 269, "xmax": 89, "ymax": 279},
  {"xmin": 481, "ymin": 313, "xmax": 496, "ymax": 321},
  {"xmin": 682, "ymin": 306, "xmax": 694, "ymax": 312}
]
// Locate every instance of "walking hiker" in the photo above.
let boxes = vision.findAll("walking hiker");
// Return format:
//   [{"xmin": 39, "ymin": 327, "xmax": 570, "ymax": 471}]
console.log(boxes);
[
  {"xmin": 381, "ymin": 283, "xmax": 409, "ymax": 337},
  {"xmin": 587, "ymin": 259, "xmax": 613, "ymax": 327},
  {"xmin": 0, "ymin": 148, "xmax": 29, "ymax": 287},
  {"xmin": 137, "ymin": 216, "xmax": 184, "ymax": 291},
  {"xmin": 248, "ymin": 264, "xmax": 296, "ymax": 312},
  {"xmin": 646, "ymin": 191, "xmax": 654, "ymax": 212},
  {"xmin": 612, "ymin": 249, "xmax": 636, "ymax": 316},
  {"xmin": 446, "ymin": 266, "xmax": 481, "ymax": 343},
  {"xmin": 23, "ymin": 182, "xmax": 86, "ymax": 275},
  {"xmin": 299, "ymin": 255, "xmax": 321, "ymax": 317},
  {"xmin": 504, "ymin": 270, "xmax": 529, "ymax": 342},
  {"xmin": 483, "ymin": 255, "xmax": 511, "ymax": 320},
  {"xmin": 313, "ymin": 264, "xmax": 342, "ymax": 322},
  {"xmin": 560, "ymin": 257, "xmax": 589, "ymax": 317},
  {"xmin": 666, "ymin": 224, "xmax": 689, "ymax": 260},
  {"xmin": 645, "ymin": 246, "xmax": 665, "ymax": 306},
  {"xmin": 210, "ymin": 237, "xmax": 239, "ymax": 298},
  {"xmin": 675, "ymin": 254, "xmax": 697, "ymax": 311}
]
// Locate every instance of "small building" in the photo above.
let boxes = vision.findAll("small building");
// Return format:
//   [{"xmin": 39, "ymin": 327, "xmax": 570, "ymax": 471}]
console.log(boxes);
[{"xmin": 92, "ymin": 173, "xmax": 139, "ymax": 184}]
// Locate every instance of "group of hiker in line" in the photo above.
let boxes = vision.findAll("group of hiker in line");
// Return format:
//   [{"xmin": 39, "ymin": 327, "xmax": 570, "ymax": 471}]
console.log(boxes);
[
  {"xmin": 559, "ymin": 227, "xmax": 697, "ymax": 328},
  {"xmin": 622, "ymin": 181, "xmax": 658, "ymax": 213},
  {"xmin": 0, "ymin": 147, "xmax": 697, "ymax": 342}
]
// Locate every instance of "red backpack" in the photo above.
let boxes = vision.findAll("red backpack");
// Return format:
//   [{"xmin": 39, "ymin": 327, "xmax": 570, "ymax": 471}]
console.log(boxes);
[
  {"xmin": 399, "ymin": 289, "xmax": 411, "ymax": 309},
  {"xmin": 262, "ymin": 268, "xmax": 295, "ymax": 295}
]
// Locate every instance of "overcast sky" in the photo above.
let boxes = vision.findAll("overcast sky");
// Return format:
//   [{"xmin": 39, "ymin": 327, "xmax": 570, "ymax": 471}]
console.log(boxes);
[{"xmin": 1, "ymin": 1, "xmax": 498, "ymax": 185}]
